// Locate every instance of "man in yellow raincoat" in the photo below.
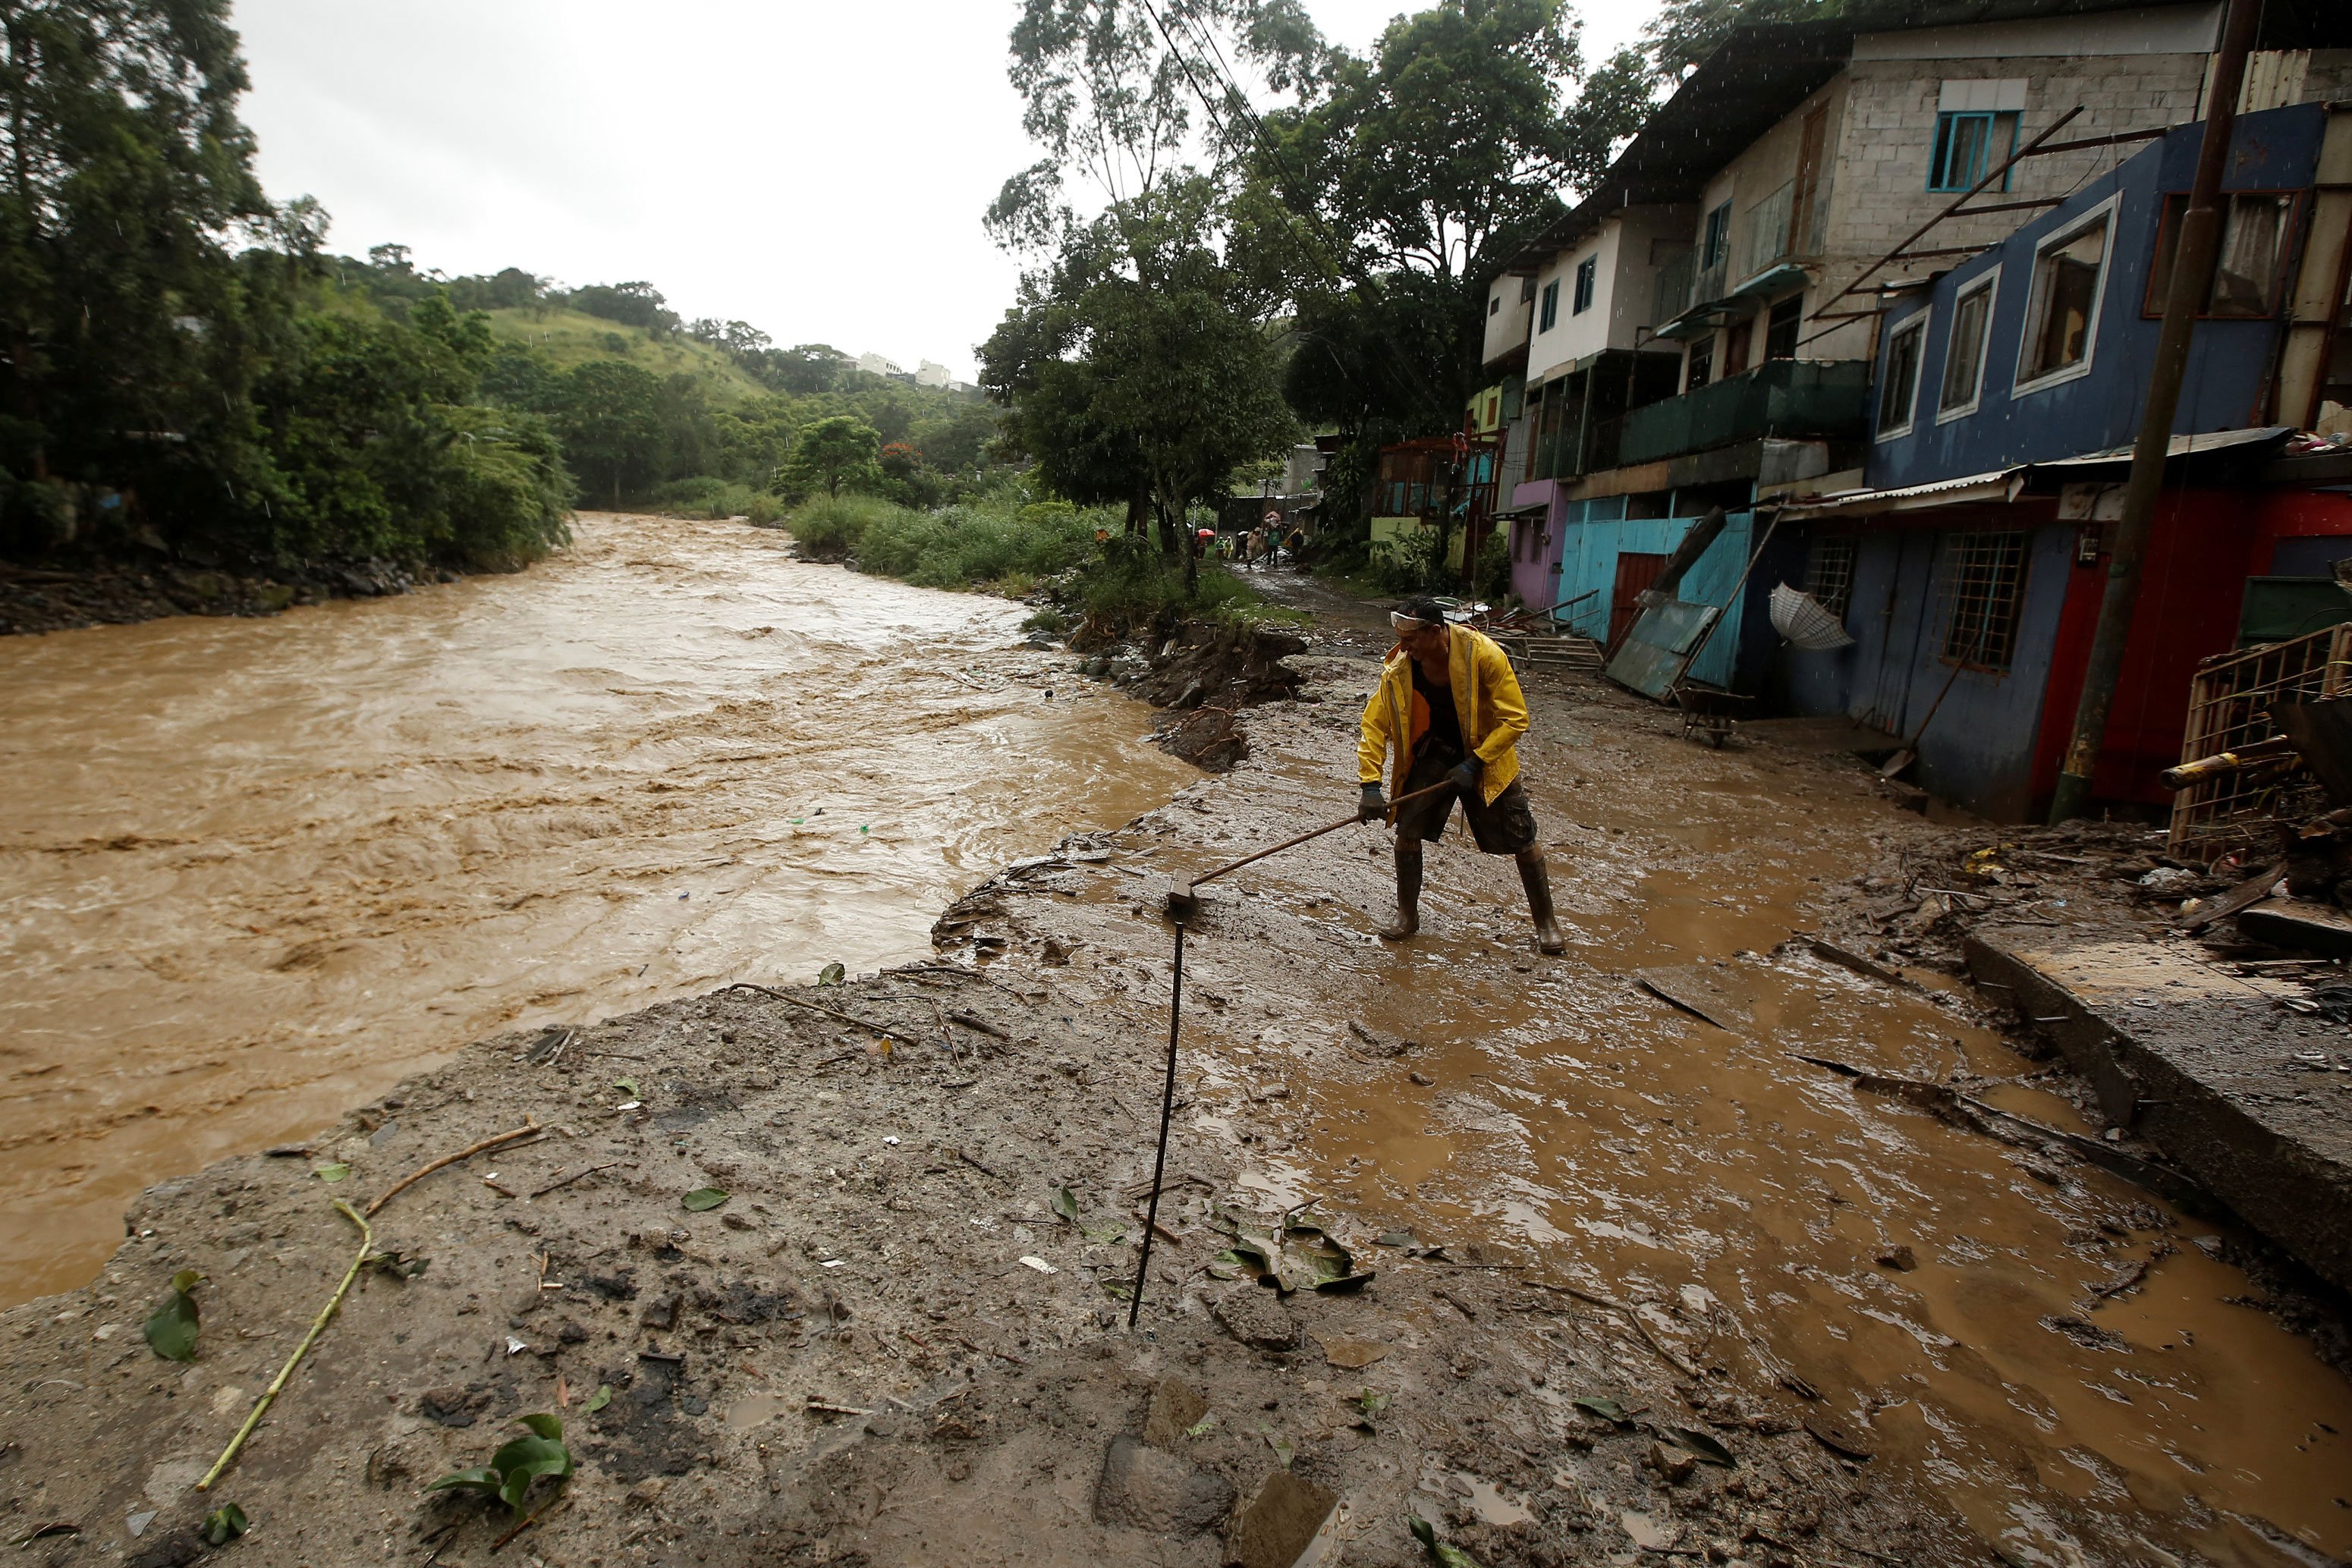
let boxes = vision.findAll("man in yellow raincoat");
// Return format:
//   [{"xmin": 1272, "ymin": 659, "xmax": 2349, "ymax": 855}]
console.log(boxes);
[{"xmin": 1356, "ymin": 595, "xmax": 1564, "ymax": 954}]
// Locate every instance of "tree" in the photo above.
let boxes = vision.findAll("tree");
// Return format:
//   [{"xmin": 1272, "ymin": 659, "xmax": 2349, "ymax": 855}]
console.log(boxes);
[
  {"xmin": 0, "ymin": 0, "xmax": 273, "ymax": 548},
  {"xmin": 982, "ymin": 180, "xmax": 1297, "ymax": 574},
  {"xmin": 763, "ymin": 344, "xmax": 847, "ymax": 394},
  {"xmin": 780, "ymin": 416, "xmax": 882, "ymax": 499},
  {"xmin": 567, "ymin": 281, "xmax": 680, "ymax": 335},
  {"xmin": 1639, "ymin": 0, "xmax": 1841, "ymax": 85},
  {"xmin": 552, "ymin": 360, "xmax": 663, "ymax": 507}
]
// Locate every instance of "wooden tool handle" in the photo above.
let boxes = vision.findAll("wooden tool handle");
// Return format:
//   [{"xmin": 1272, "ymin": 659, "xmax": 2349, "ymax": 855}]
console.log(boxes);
[{"xmin": 1190, "ymin": 778, "xmax": 1454, "ymax": 890}]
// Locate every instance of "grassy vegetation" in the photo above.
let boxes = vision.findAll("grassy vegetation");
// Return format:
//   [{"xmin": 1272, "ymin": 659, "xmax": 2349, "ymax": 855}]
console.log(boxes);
[
  {"xmin": 646, "ymin": 476, "xmax": 784, "ymax": 524},
  {"xmin": 782, "ymin": 483, "xmax": 1278, "ymax": 636},
  {"xmin": 483, "ymin": 309, "xmax": 772, "ymax": 401}
]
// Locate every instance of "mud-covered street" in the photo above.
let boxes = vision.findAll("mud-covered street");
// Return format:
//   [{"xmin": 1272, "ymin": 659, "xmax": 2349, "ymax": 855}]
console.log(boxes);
[
  {"xmin": 0, "ymin": 515, "xmax": 1193, "ymax": 1302},
  {"xmin": 1, "ymin": 565, "xmax": 2347, "ymax": 1567}
]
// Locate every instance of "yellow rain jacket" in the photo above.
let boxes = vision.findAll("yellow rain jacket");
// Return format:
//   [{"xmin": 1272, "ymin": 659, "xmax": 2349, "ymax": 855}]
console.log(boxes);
[{"xmin": 1357, "ymin": 624, "xmax": 1528, "ymax": 806}]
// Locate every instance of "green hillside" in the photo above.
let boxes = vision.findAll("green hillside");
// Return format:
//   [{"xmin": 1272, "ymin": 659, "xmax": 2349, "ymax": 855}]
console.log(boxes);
[{"xmin": 485, "ymin": 308, "xmax": 772, "ymax": 402}]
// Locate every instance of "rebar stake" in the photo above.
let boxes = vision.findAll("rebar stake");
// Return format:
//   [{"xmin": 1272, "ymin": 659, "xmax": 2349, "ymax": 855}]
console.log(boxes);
[{"xmin": 1128, "ymin": 918, "xmax": 1184, "ymax": 1327}]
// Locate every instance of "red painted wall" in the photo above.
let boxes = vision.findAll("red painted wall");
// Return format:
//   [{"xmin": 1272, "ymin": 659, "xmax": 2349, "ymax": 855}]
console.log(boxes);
[{"xmin": 2026, "ymin": 489, "xmax": 2352, "ymax": 811}]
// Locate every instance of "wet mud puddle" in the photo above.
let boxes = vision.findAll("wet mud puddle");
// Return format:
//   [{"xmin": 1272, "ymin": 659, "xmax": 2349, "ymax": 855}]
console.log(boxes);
[
  {"xmin": 0, "ymin": 514, "xmax": 1193, "ymax": 1302},
  {"xmin": 1178, "ymin": 702, "xmax": 2351, "ymax": 1566}
]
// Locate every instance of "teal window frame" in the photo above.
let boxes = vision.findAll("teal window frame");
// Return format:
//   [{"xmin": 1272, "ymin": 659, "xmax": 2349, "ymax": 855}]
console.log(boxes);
[
  {"xmin": 1700, "ymin": 202, "xmax": 1732, "ymax": 270},
  {"xmin": 1538, "ymin": 278, "xmax": 1561, "ymax": 332},
  {"xmin": 1571, "ymin": 256, "xmax": 1596, "ymax": 315},
  {"xmin": 1929, "ymin": 111, "xmax": 2017, "ymax": 193}
]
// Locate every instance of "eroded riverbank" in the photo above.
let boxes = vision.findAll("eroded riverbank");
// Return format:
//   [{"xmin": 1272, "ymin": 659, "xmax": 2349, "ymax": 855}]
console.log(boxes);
[{"xmin": 0, "ymin": 514, "xmax": 1194, "ymax": 1302}]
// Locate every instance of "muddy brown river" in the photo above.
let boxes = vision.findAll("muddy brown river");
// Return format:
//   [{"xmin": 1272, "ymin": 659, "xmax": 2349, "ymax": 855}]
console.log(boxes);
[{"xmin": 0, "ymin": 514, "xmax": 1194, "ymax": 1302}]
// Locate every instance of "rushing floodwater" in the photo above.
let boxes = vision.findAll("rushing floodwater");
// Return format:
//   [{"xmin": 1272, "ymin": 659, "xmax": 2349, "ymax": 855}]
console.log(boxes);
[{"xmin": 0, "ymin": 514, "xmax": 1195, "ymax": 1302}]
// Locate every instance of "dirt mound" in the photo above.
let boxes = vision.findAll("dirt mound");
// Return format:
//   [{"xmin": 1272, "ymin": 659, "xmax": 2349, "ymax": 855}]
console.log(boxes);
[{"xmin": 1129, "ymin": 621, "xmax": 1309, "ymax": 771}]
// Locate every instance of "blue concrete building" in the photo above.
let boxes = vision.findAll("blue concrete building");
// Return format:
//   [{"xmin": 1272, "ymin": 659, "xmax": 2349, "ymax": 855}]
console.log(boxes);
[{"xmin": 1775, "ymin": 101, "xmax": 2352, "ymax": 819}]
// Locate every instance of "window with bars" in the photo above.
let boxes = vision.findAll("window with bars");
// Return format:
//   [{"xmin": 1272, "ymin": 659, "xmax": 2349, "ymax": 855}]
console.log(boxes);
[
  {"xmin": 1939, "ymin": 531, "xmax": 2029, "ymax": 669},
  {"xmin": 1804, "ymin": 535, "xmax": 1857, "ymax": 621}
]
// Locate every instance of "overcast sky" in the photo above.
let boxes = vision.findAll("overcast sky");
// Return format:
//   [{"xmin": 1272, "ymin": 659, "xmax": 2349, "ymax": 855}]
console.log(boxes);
[{"xmin": 231, "ymin": 1, "xmax": 1658, "ymax": 381}]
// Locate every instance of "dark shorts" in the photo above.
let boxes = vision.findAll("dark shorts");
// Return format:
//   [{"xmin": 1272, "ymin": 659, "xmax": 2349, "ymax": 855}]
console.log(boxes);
[{"xmin": 1395, "ymin": 749, "xmax": 1539, "ymax": 856}]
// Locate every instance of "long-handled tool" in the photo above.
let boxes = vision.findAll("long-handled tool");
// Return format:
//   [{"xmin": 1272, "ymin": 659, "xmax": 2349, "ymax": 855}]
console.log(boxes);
[
  {"xmin": 1164, "ymin": 778, "xmax": 1454, "ymax": 922},
  {"xmin": 1128, "ymin": 775, "xmax": 1455, "ymax": 1327}
]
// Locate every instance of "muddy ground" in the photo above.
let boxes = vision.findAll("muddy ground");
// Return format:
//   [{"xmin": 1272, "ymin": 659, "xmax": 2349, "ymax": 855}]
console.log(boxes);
[{"xmin": 4, "ymin": 583, "xmax": 2348, "ymax": 1568}]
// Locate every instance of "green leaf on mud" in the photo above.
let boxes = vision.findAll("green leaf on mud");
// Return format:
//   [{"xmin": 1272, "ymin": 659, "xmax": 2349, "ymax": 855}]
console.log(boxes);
[
  {"xmin": 144, "ymin": 1282, "xmax": 200, "ymax": 1362},
  {"xmin": 313, "ymin": 1163, "xmax": 349, "ymax": 1183},
  {"xmin": 430, "ymin": 1415, "xmax": 575, "ymax": 1516},
  {"xmin": 582, "ymin": 1384, "xmax": 612, "ymax": 1413},
  {"xmin": 1050, "ymin": 1186, "xmax": 1081, "ymax": 1225},
  {"xmin": 818, "ymin": 962, "xmax": 845, "ymax": 986},
  {"xmin": 681, "ymin": 1187, "xmax": 729, "ymax": 1211},
  {"xmin": 1668, "ymin": 1425, "xmax": 1737, "ymax": 1468},
  {"xmin": 613, "ymin": 1079, "xmax": 639, "ymax": 1099},
  {"xmin": 490, "ymin": 1432, "xmax": 574, "ymax": 1512},
  {"xmin": 1573, "ymin": 1397, "xmax": 1630, "ymax": 1425},
  {"xmin": 424, "ymin": 1466, "xmax": 504, "ymax": 1497},
  {"xmin": 200, "ymin": 1504, "xmax": 247, "ymax": 1547},
  {"xmin": 1354, "ymin": 1390, "xmax": 1391, "ymax": 1431},
  {"xmin": 1184, "ymin": 1413, "xmax": 1217, "ymax": 1438},
  {"xmin": 170, "ymin": 1269, "xmax": 204, "ymax": 1294},
  {"xmin": 1099, "ymin": 1277, "xmax": 1132, "ymax": 1301},
  {"xmin": 1376, "ymin": 1230, "xmax": 1417, "ymax": 1248},
  {"xmin": 1409, "ymin": 1513, "xmax": 1484, "ymax": 1567}
]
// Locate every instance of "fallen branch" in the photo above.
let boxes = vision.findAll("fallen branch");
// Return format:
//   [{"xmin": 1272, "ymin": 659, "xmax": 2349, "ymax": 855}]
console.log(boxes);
[
  {"xmin": 530, "ymin": 1162, "xmax": 621, "ymax": 1200},
  {"xmin": 1788, "ymin": 1054, "xmax": 2206, "ymax": 1204},
  {"xmin": 366, "ymin": 1123, "xmax": 541, "ymax": 1217},
  {"xmin": 947, "ymin": 1009, "xmax": 1010, "ymax": 1041},
  {"xmin": 724, "ymin": 982, "xmax": 909, "ymax": 1039},
  {"xmin": 489, "ymin": 1492, "xmax": 568, "ymax": 1554},
  {"xmin": 199, "ymin": 1200, "xmax": 373, "ymax": 1489}
]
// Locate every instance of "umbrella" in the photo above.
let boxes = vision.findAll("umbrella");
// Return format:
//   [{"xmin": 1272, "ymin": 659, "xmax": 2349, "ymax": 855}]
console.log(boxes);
[{"xmin": 1769, "ymin": 583, "xmax": 1854, "ymax": 651}]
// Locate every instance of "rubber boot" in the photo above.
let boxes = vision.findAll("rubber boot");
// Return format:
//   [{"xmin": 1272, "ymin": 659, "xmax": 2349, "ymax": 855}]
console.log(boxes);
[
  {"xmin": 1517, "ymin": 850, "xmax": 1567, "ymax": 955},
  {"xmin": 1379, "ymin": 850, "xmax": 1423, "ymax": 941}
]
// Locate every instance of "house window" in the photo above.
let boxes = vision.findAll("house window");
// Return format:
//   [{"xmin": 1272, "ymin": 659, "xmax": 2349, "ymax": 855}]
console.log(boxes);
[
  {"xmin": 1878, "ymin": 316, "xmax": 1926, "ymax": 438},
  {"xmin": 1539, "ymin": 279, "xmax": 1561, "ymax": 333},
  {"xmin": 1929, "ymin": 111, "xmax": 2017, "ymax": 193},
  {"xmin": 1701, "ymin": 201, "xmax": 1733, "ymax": 271},
  {"xmin": 1764, "ymin": 295, "xmax": 1801, "ymax": 361},
  {"xmin": 1938, "ymin": 272, "xmax": 1997, "ymax": 418},
  {"xmin": 1687, "ymin": 336, "xmax": 1714, "ymax": 391},
  {"xmin": 2146, "ymin": 192, "xmax": 2300, "ymax": 318},
  {"xmin": 1573, "ymin": 256, "xmax": 1597, "ymax": 316},
  {"xmin": 1723, "ymin": 316, "xmax": 1750, "ymax": 377},
  {"xmin": 1939, "ymin": 531, "xmax": 2029, "ymax": 670},
  {"xmin": 1804, "ymin": 535, "xmax": 1857, "ymax": 621},
  {"xmin": 2018, "ymin": 203, "xmax": 2114, "ymax": 388},
  {"xmin": 1489, "ymin": 294, "xmax": 1501, "ymax": 316}
]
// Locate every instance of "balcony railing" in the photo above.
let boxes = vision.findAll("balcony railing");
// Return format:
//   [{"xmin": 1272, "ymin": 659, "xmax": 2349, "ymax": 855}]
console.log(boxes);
[
  {"xmin": 1738, "ymin": 180, "xmax": 1795, "ymax": 280},
  {"xmin": 1599, "ymin": 358, "xmax": 1871, "ymax": 469}
]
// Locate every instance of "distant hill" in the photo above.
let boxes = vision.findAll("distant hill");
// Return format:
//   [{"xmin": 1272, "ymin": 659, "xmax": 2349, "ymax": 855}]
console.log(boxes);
[{"xmin": 485, "ymin": 308, "xmax": 772, "ymax": 402}]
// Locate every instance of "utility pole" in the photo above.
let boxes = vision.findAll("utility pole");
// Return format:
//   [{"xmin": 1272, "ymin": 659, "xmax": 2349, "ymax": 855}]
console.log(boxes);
[{"xmin": 2048, "ymin": 0, "xmax": 2259, "ymax": 823}]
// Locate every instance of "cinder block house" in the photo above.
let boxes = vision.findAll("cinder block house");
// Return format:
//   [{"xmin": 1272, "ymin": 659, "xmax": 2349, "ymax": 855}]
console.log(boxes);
[{"xmin": 1483, "ymin": 0, "xmax": 2350, "ymax": 689}]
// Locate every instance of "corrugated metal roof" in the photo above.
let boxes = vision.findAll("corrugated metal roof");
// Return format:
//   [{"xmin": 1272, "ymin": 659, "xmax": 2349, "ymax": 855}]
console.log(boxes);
[
  {"xmin": 2030, "ymin": 426, "xmax": 2292, "ymax": 470},
  {"xmin": 1777, "ymin": 469, "xmax": 2020, "ymax": 516}
]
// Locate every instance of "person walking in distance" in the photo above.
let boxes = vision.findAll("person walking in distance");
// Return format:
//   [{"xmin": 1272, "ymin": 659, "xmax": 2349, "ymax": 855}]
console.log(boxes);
[{"xmin": 1356, "ymin": 595, "xmax": 1564, "ymax": 954}]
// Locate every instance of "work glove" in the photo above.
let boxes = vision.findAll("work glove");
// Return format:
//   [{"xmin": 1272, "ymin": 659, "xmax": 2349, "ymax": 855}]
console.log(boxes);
[
  {"xmin": 1448, "ymin": 755, "xmax": 1484, "ymax": 799},
  {"xmin": 1358, "ymin": 783, "xmax": 1388, "ymax": 823}
]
